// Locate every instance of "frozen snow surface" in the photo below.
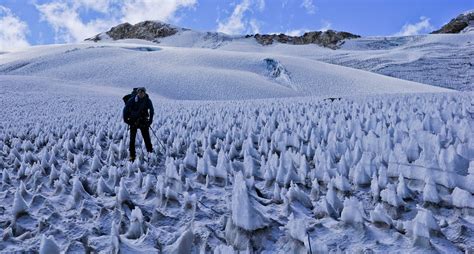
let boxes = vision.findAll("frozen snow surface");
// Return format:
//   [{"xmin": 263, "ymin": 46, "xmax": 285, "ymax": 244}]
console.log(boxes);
[{"xmin": 0, "ymin": 31, "xmax": 473, "ymax": 253}]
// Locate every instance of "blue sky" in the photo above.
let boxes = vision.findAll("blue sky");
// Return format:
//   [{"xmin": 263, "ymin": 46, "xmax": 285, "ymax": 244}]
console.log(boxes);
[{"xmin": 0, "ymin": 0, "xmax": 473, "ymax": 51}]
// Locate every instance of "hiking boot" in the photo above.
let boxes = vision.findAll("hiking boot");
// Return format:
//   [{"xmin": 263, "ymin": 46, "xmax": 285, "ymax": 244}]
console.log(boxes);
[{"xmin": 129, "ymin": 155, "xmax": 136, "ymax": 162}]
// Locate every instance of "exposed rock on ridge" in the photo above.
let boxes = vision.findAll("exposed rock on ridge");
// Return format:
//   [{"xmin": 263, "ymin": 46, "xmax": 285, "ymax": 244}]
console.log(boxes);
[
  {"xmin": 247, "ymin": 30, "xmax": 361, "ymax": 49},
  {"xmin": 432, "ymin": 11, "xmax": 474, "ymax": 34},
  {"xmin": 85, "ymin": 21, "xmax": 360, "ymax": 49},
  {"xmin": 86, "ymin": 21, "xmax": 181, "ymax": 42}
]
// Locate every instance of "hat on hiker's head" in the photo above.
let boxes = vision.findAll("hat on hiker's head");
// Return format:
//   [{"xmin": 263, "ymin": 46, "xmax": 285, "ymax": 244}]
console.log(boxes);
[{"xmin": 137, "ymin": 87, "xmax": 146, "ymax": 93}]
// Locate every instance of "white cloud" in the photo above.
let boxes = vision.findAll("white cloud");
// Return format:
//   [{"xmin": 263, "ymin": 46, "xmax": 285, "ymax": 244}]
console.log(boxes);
[
  {"xmin": 0, "ymin": 6, "xmax": 30, "ymax": 51},
  {"xmin": 249, "ymin": 19, "xmax": 261, "ymax": 34},
  {"xmin": 286, "ymin": 29, "xmax": 309, "ymax": 36},
  {"xmin": 256, "ymin": 0, "xmax": 265, "ymax": 12},
  {"xmin": 319, "ymin": 20, "xmax": 331, "ymax": 31},
  {"xmin": 301, "ymin": 0, "xmax": 316, "ymax": 15},
  {"xmin": 72, "ymin": 0, "xmax": 113, "ymax": 13},
  {"xmin": 217, "ymin": 0, "xmax": 251, "ymax": 35},
  {"xmin": 36, "ymin": 2, "xmax": 114, "ymax": 43},
  {"xmin": 120, "ymin": 0, "xmax": 197, "ymax": 24},
  {"xmin": 395, "ymin": 16, "xmax": 434, "ymax": 36},
  {"xmin": 285, "ymin": 21, "xmax": 331, "ymax": 36},
  {"xmin": 216, "ymin": 0, "xmax": 264, "ymax": 35},
  {"xmin": 35, "ymin": 0, "xmax": 198, "ymax": 43}
]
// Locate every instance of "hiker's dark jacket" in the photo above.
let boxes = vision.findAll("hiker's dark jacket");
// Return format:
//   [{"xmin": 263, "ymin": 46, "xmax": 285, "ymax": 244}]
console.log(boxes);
[{"xmin": 123, "ymin": 94, "xmax": 154, "ymax": 126}]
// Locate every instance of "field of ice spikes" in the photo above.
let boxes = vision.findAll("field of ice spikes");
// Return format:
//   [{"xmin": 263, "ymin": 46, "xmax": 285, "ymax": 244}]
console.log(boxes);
[{"xmin": 0, "ymin": 81, "xmax": 473, "ymax": 253}]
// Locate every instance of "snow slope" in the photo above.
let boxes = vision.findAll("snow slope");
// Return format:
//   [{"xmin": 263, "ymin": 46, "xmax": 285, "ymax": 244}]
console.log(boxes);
[
  {"xmin": 39, "ymin": 21, "xmax": 471, "ymax": 92},
  {"xmin": 0, "ymin": 41, "xmax": 451, "ymax": 100},
  {"xmin": 218, "ymin": 33, "xmax": 474, "ymax": 91},
  {"xmin": 81, "ymin": 27, "xmax": 474, "ymax": 91}
]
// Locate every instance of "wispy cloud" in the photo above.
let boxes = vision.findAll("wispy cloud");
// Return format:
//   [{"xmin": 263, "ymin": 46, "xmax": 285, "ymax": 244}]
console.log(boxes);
[
  {"xmin": 36, "ymin": 2, "xmax": 113, "ymax": 43},
  {"xmin": 319, "ymin": 20, "xmax": 331, "ymax": 31},
  {"xmin": 285, "ymin": 20, "xmax": 331, "ymax": 36},
  {"xmin": 301, "ymin": 0, "xmax": 316, "ymax": 15},
  {"xmin": 71, "ymin": 0, "xmax": 113, "ymax": 13},
  {"xmin": 217, "ymin": 0, "xmax": 251, "ymax": 35},
  {"xmin": 249, "ymin": 19, "xmax": 261, "ymax": 34},
  {"xmin": 0, "ymin": 6, "xmax": 30, "ymax": 51},
  {"xmin": 120, "ymin": 0, "xmax": 197, "ymax": 24},
  {"xmin": 395, "ymin": 16, "xmax": 434, "ymax": 36},
  {"xmin": 216, "ymin": 0, "xmax": 265, "ymax": 35},
  {"xmin": 34, "ymin": 0, "xmax": 197, "ymax": 43},
  {"xmin": 285, "ymin": 29, "xmax": 309, "ymax": 36},
  {"xmin": 256, "ymin": 0, "xmax": 265, "ymax": 12}
]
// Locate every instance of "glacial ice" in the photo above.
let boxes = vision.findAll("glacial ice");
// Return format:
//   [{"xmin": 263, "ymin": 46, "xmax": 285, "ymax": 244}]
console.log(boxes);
[{"xmin": 0, "ymin": 79, "xmax": 471, "ymax": 252}]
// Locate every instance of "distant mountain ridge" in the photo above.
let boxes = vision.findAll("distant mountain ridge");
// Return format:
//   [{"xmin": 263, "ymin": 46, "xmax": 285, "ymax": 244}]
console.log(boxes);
[
  {"xmin": 85, "ymin": 10, "xmax": 474, "ymax": 48},
  {"xmin": 85, "ymin": 21, "xmax": 360, "ymax": 49},
  {"xmin": 247, "ymin": 31, "xmax": 360, "ymax": 49}
]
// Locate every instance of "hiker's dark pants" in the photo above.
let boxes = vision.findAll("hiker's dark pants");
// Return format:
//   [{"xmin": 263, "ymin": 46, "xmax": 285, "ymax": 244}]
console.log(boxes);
[{"xmin": 129, "ymin": 125, "xmax": 153, "ymax": 157}]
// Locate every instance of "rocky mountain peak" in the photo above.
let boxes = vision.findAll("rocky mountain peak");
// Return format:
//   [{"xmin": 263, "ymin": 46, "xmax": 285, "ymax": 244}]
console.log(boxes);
[
  {"xmin": 432, "ymin": 11, "xmax": 474, "ymax": 34},
  {"xmin": 86, "ymin": 21, "xmax": 182, "ymax": 42}
]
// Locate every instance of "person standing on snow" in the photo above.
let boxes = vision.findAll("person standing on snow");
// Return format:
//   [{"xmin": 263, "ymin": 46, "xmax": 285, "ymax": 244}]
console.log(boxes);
[{"xmin": 123, "ymin": 87, "xmax": 154, "ymax": 161}]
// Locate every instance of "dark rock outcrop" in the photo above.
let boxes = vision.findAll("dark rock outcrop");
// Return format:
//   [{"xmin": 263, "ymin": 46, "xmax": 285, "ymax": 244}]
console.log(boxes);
[
  {"xmin": 248, "ymin": 30, "xmax": 360, "ymax": 49},
  {"xmin": 432, "ymin": 11, "xmax": 474, "ymax": 34},
  {"xmin": 86, "ymin": 21, "xmax": 181, "ymax": 42}
]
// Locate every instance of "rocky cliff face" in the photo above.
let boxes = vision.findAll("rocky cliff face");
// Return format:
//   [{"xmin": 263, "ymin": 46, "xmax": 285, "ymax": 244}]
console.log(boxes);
[
  {"xmin": 432, "ymin": 11, "xmax": 474, "ymax": 34},
  {"xmin": 247, "ymin": 30, "xmax": 360, "ymax": 49},
  {"xmin": 86, "ymin": 21, "xmax": 181, "ymax": 42},
  {"xmin": 86, "ymin": 21, "xmax": 360, "ymax": 49}
]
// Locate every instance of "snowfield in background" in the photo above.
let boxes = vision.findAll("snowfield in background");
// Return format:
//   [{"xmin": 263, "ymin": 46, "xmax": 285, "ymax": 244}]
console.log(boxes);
[
  {"xmin": 217, "ymin": 33, "xmax": 474, "ymax": 91},
  {"xmin": 0, "ymin": 40, "xmax": 453, "ymax": 100},
  {"xmin": 0, "ymin": 74, "xmax": 473, "ymax": 253},
  {"xmin": 2, "ymin": 32, "xmax": 472, "ymax": 94}
]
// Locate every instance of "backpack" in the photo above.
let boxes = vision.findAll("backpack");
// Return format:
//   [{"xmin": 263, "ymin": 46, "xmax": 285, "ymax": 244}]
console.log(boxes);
[{"xmin": 123, "ymin": 88, "xmax": 138, "ymax": 105}]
